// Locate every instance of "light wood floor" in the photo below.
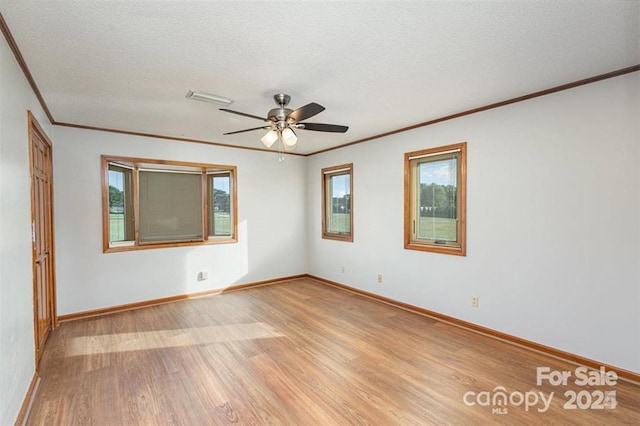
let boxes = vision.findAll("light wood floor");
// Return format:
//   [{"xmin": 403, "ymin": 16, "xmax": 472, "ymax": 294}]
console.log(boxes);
[{"xmin": 27, "ymin": 279, "xmax": 639, "ymax": 425}]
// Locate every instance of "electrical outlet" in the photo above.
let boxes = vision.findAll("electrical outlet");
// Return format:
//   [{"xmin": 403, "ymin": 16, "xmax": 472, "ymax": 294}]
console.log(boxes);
[
  {"xmin": 341, "ymin": 266, "xmax": 345, "ymax": 273},
  {"xmin": 377, "ymin": 274, "xmax": 383, "ymax": 284},
  {"xmin": 471, "ymin": 296, "xmax": 479, "ymax": 307},
  {"xmin": 198, "ymin": 271, "xmax": 209, "ymax": 281}
]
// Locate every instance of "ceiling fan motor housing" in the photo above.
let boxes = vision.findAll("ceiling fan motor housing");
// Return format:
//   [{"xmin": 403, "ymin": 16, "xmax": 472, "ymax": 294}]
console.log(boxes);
[{"xmin": 268, "ymin": 107, "xmax": 294, "ymax": 125}]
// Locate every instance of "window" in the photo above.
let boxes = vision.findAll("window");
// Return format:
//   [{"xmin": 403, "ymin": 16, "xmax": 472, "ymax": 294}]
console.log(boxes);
[
  {"xmin": 405, "ymin": 142, "xmax": 466, "ymax": 256},
  {"xmin": 107, "ymin": 164, "xmax": 134, "ymax": 243},
  {"xmin": 322, "ymin": 164, "xmax": 353, "ymax": 242},
  {"xmin": 102, "ymin": 156, "xmax": 237, "ymax": 252},
  {"xmin": 209, "ymin": 172, "xmax": 232, "ymax": 237}
]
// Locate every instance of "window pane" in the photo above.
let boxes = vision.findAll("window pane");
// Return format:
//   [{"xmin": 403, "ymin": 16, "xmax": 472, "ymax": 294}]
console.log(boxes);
[
  {"xmin": 210, "ymin": 174, "xmax": 232, "ymax": 237},
  {"xmin": 108, "ymin": 164, "xmax": 133, "ymax": 243},
  {"xmin": 139, "ymin": 171, "xmax": 203, "ymax": 243},
  {"xmin": 416, "ymin": 157, "xmax": 458, "ymax": 242},
  {"xmin": 327, "ymin": 173, "xmax": 351, "ymax": 235}
]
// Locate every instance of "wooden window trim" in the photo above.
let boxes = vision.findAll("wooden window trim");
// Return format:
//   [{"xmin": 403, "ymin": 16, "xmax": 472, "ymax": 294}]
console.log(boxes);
[
  {"xmin": 101, "ymin": 155, "xmax": 238, "ymax": 253},
  {"xmin": 404, "ymin": 142, "xmax": 466, "ymax": 256},
  {"xmin": 322, "ymin": 163, "xmax": 353, "ymax": 242}
]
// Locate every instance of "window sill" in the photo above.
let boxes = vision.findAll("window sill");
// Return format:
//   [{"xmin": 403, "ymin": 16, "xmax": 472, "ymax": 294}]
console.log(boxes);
[
  {"xmin": 104, "ymin": 237, "xmax": 238, "ymax": 253},
  {"xmin": 404, "ymin": 241, "xmax": 466, "ymax": 256},
  {"xmin": 322, "ymin": 233, "xmax": 353, "ymax": 243}
]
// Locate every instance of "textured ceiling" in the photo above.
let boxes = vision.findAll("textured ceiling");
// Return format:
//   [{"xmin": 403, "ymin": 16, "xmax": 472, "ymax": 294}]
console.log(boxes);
[{"xmin": 2, "ymin": 1, "xmax": 639, "ymax": 154}]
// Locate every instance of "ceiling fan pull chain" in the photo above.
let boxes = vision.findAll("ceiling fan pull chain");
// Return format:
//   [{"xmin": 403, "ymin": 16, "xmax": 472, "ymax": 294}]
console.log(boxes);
[{"xmin": 278, "ymin": 139, "xmax": 285, "ymax": 162}]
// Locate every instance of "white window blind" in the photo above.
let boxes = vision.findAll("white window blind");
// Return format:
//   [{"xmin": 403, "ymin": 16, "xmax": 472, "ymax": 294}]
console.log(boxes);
[
  {"xmin": 408, "ymin": 148, "xmax": 461, "ymax": 161},
  {"xmin": 138, "ymin": 171, "xmax": 203, "ymax": 243}
]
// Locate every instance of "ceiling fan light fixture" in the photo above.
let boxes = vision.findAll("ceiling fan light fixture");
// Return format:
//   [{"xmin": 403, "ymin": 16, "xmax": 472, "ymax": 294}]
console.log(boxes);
[
  {"xmin": 260, "ymin": 129, "xmax": 278, "ymax": 148},
  {"xmin": 281, "ymin": 127, "xmax": 298, "ymax": 147},
  {"xmin": 283, "ymin": 141, "xmax": 297, "ymax": 152},
  {"xmin": 186, "ymin": 90, "xmax": 233, "ymax": 106}
]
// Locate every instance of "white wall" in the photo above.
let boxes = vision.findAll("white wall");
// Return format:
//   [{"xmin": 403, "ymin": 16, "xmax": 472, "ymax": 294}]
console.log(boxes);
[
  {"xmin": 0, "ymin": 35, "xmax": 53, "ymax": 421},
  {"xmin": 307, "ymin": 73, "xmax": 640, "ymax": 374},
  {"xmin": 52, "ymin": 126, "xmax": 308, "ymax": 315}
]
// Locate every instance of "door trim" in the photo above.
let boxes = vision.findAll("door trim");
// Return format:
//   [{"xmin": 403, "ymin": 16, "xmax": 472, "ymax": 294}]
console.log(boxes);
[{"xmin": 28, "ymin": 111, "xmax": 57, "ymax": 368}]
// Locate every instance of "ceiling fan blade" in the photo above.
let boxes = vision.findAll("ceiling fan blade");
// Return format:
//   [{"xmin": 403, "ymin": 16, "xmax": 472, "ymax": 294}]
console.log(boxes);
[
  {"xmin": 223, "ymin": 126, "xmax": 270, "ymax": 135},
  {"xmin": 219, "ymin": 108, "xmax": 267, "ymax": 121},
  {"xmin": 299, "ymin": 122, "xmax": 349, "ymax": 133},
  {"xmin": 288, "ymin": 102, "xmax": 325, "ymax": 122}
]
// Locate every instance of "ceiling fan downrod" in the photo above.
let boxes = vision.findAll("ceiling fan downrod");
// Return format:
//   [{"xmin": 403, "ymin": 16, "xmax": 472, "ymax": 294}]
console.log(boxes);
[{"xmin": 274, "ymin": 93, "xmax": 291, "ymax": 107}]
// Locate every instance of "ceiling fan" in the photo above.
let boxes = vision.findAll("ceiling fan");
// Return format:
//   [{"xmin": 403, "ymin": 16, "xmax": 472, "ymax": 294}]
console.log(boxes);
[{"xmin": 220, "ymin": 93, "xmax": 348, "ymax": 150}]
